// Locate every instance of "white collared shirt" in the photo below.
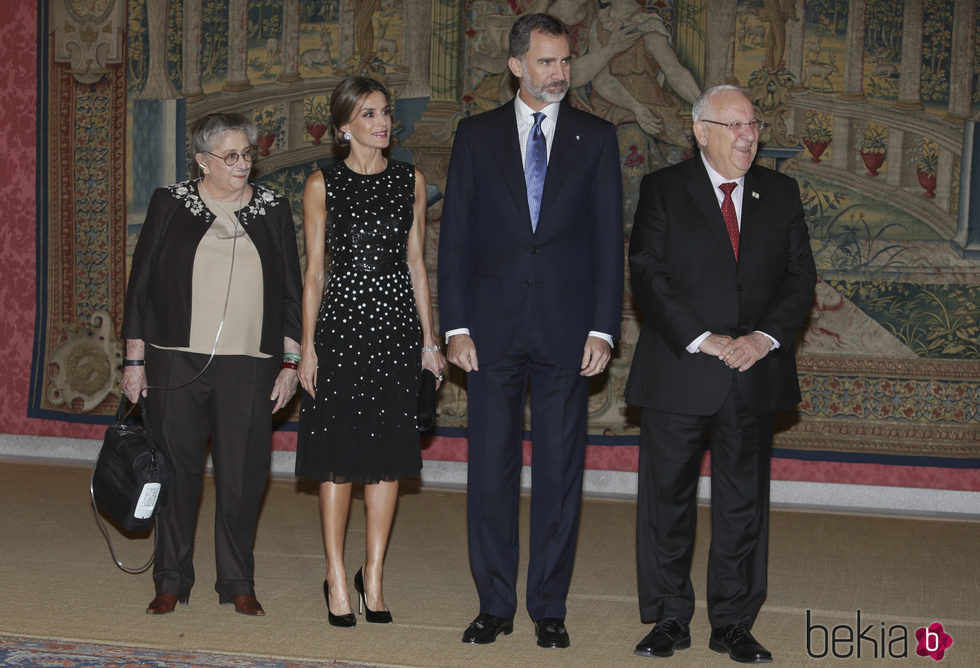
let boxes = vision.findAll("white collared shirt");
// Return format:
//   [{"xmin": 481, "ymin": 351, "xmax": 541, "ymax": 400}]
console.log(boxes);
[
  {"xmin": 700, "ymin": 153, "xmax": 744, "ymax": 231},
  {"xmin": 515, "ymin": 95, "xmax": 561, "ymax": 166}
]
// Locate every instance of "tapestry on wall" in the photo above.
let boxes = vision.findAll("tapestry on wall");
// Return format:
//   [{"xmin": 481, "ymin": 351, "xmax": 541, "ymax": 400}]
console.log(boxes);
[
  {"xmin": 30, "ymin": 0, "xmax": 979, "ymax": 467},
  {"xmin": 31, "ymin": 0, "xmax": 129, "ymax": 423}
]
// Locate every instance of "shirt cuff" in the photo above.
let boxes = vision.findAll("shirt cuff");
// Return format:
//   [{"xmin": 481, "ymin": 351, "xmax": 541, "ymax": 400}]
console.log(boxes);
[
  {"xmin": 588, "ymin": 331, "xmax": 614, "ymax": 347},
  {"xmin": 687, "ymin": 331, "xmax": 711, "ymax": 354},
  {"xmin": 445, "ymin": 328, "xmax": 470, "ymax": 343},
  {"xmin": 754, "ymin": 330, "xmax": 780, "ymax": 351}
]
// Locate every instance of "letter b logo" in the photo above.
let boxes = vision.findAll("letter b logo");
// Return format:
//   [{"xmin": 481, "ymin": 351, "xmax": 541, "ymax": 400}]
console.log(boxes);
[{"xmin": 915, "ymin": 621, "xmax": 953, "ymax": 661}]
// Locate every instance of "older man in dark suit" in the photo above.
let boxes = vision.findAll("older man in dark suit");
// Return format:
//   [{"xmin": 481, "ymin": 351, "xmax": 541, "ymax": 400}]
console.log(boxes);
[
  {"xmin": 626, "ymin": 84, "xmax": 816, "ymax": 663},
  {"xmin": 438, "ymin": 12, "xmax": 623, "ymax": 650}
]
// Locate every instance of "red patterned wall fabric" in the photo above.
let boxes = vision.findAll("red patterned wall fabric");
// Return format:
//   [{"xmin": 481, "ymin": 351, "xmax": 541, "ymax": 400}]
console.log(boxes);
[{"xmin": 0, "ymin": 3, "xmax": 104, "ymax": 440}]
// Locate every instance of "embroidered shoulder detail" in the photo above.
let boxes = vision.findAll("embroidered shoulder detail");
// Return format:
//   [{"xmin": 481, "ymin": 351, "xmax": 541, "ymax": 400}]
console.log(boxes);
[
  {"xmin": 166, "ymin": 181, "xmax": 208, "ymax": 218},
  {"xmin": 242, "ymin": 184, "xmax": 283, "ymax": 222}
]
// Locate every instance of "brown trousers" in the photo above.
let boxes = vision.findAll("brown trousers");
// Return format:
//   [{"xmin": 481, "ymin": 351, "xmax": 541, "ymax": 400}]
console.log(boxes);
[{"xmin": 144, "ymin": 346, "xmax": 278, "ymax": 602}]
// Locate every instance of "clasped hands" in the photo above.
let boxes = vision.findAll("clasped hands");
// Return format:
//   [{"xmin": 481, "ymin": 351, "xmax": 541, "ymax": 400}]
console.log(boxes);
[{"xmin": 699, "ymin": 332, "xmax": 770, "ymax": 372}]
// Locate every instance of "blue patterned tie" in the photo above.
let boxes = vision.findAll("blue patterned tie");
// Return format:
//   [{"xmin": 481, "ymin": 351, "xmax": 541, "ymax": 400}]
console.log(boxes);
[{"xmin": 525, "ymin": 112, "xmax": 547, "ymax": 233}]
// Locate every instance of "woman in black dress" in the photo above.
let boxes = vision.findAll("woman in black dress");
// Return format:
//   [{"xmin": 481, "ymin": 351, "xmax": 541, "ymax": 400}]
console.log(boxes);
[{"xmin": 296, "ymin": 76, "xmax": 446, "ymax": 626}]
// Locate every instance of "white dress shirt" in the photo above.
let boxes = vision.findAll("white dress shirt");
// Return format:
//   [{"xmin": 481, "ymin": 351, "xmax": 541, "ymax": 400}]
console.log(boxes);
[{"xmin": 515, "ymin": 95, "xmax": 560, "ymax": 164}]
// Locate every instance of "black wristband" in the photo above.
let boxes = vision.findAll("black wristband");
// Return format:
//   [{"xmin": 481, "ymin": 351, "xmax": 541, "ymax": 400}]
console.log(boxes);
[{"xmin": 123, "ymin": 359, "xmax": 146, "ymax": 367}]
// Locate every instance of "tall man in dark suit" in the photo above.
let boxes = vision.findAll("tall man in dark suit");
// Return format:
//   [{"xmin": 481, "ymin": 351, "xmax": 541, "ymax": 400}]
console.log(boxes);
[
  {"xmin": 438, "ymin": 12, "xmax": 623, "ymax": 650},
  {"xmin": 626, "ymin": 85, "xmax": 816, "ymax": 663}
]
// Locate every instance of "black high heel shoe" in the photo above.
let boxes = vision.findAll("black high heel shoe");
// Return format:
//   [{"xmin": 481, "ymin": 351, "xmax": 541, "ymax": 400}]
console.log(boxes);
[
  {"xmin": 323, "ymin": 579, "xmax": 356, "ymax": 627},
  {"xmin": 354, "ymin": 567, "xmax": 393, "ymax": 624}
]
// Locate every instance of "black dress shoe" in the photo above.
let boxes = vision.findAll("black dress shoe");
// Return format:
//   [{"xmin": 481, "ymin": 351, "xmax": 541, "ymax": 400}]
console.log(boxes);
[
  {"xmin": 461, "ymin": 613, "xmax": 514, "ymax": 644},
  {"xmin": 709, "ymin": 623, "xmax": 773, "ymax": 663},
  {"xmin": 635, "ymin": 617, "xmax": 691, "ymax": 657},
  {"xmin": 534, "ymin": 618, "xmax": 570, "ymax": 649}
]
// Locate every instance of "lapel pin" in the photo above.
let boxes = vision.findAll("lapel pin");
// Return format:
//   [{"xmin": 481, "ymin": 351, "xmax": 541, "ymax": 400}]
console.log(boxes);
[
  {"xmin": 751, "ymin": 191, "xmax": 760, "ymax": 199},
  {"xmin": 575, "ymin": 135, "xmax": 581, "ymax": 141}
]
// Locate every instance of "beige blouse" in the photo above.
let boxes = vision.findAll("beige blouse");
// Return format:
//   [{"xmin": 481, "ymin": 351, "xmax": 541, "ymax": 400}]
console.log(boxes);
[{"xmin": 153, "ymin": 191, "xmax": 268, "ymax": 358}]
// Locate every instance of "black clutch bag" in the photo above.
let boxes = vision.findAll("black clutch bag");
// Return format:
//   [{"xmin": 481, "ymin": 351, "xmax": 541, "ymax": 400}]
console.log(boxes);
[
  {"xmin": 417, "ymin": 369, "xmax": 437, "ymax": 432},
  {"xmin": 91, "ymin": 396, "xmax": 171, "ymax": 533}
]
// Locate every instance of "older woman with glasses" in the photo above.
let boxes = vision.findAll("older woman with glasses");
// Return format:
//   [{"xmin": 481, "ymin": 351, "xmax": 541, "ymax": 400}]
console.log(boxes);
[{"xmin": 121, "ymin": 112, "xmax": 303, "ymax": 617}]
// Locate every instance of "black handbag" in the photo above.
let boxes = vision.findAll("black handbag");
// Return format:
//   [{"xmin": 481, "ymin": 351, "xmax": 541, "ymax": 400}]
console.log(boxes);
[
  {"xmin": 417, "ymin": 369, "xmax": 437, "ymax": 431},
  {"xmin": 90, "ymin": 395, "xmax": 172, "ymax": 572}
]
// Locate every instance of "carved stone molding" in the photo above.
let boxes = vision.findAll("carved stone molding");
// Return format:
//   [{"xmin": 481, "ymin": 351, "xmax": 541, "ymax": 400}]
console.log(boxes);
[{"xmin": 51, "ymin": 0, "xmax": 125, "ymax": 84}]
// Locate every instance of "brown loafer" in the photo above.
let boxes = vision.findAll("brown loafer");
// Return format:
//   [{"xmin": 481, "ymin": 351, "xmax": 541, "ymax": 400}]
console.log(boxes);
[
  {"xmin": 230, "ymin": 594, "xmax": 265, "ymax": 616},
  {"xmin": 146, "ymin": 593, "xmax": 187, "ymax": 615}
]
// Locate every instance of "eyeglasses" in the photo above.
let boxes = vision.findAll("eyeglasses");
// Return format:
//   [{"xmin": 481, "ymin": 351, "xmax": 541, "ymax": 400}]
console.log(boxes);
[
  {"xmin": 700, "ymin": 119, "xmax": 768, "ymax": 132},
  {"xmin": 204, "ymin": 148, "xmax": 258, "ymax": 166}
]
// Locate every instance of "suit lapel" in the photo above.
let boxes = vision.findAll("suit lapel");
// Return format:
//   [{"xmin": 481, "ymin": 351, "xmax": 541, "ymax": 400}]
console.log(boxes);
[
  {"xmin": 488, "ymin": 101, "xmax": 533, "ymax": 227},
  {"xmin": 686, "ymin": 159, "xmax": 736, "ymax": 262},
  {"xmin": 536, "ymin": 106, "xmax": 577, "ymax": 228}
]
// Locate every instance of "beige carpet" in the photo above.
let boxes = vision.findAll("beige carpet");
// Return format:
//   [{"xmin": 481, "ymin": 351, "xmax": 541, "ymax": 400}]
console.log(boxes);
[{"xmin": 0, "ymin": 459, "xmax": 976, "ymax": 667}]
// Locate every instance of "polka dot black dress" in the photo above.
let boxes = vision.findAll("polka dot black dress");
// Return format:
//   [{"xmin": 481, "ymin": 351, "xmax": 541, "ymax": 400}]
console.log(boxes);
[{"xmin": 296, "ymin": 159, "xmax": 422, "ymax": 483}]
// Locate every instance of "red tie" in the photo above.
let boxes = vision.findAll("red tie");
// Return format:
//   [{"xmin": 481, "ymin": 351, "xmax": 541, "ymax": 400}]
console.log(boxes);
[{"xmin": 719, "ymin": 182, "xmax": 740, "ymax": 260}]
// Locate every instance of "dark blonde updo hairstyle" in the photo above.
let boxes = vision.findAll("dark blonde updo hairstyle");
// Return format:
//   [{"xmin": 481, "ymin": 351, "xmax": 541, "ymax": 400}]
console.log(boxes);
[
  {"xmin": 329, "ymin": 76, "xmax": 392, "ymax": 148},
  {"xmin": 188, "ymin": 112, "xmax": 258, "ymax": 178}
]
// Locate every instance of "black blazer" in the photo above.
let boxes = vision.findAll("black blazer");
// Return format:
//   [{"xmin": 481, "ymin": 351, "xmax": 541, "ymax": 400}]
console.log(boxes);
[
  {"xmin": 122, "ymin": 181, "xmax": 303, "ymax": 356},
  {"xmin": 438, "ymin": 100, "xmax": 624, "ymax": 367},
  {"xmin": 625, "ymin": 157, "xmax": 816, "ymax": 416}
]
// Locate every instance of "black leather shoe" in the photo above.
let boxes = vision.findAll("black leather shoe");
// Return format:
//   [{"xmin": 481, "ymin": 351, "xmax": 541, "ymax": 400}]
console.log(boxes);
[
  {"xmin": 534, "ymin": 618, "xmax": 570, "ymax": 648},
  {"xmin": 461, "ymin": 613, "xmax": 513, "ymax": 644},
  {"xmin": 634, "ymin": 617, "xmax": 691, "ymax": 657},
  {"xmin": 709, "ymin": 623, "xmax": 773, "ymax": 663}
]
